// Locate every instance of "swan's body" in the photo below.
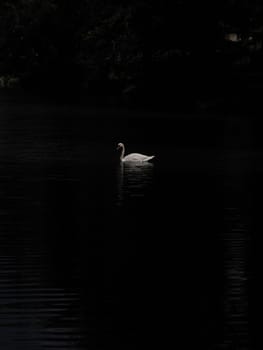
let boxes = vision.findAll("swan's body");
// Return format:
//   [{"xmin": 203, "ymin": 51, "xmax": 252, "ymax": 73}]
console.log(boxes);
[{"xmin": 117, "ymin": 143, "xmax": 154, "ymax": 163}]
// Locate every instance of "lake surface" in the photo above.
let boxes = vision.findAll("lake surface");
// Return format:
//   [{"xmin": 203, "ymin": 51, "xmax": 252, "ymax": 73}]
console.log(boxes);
[{"xmin": 0, "ymin": 99, "xmax": 257, "ymax": 349}]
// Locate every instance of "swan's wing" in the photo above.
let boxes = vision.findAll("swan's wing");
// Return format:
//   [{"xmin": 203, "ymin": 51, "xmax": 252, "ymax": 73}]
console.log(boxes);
[
  {"xmin": 143, "ymin": 155, "xmax": 155, "ymax": 162},
  {"xmin": 123, "ymin": 153, "xmax": 154, "ymax": 162}
]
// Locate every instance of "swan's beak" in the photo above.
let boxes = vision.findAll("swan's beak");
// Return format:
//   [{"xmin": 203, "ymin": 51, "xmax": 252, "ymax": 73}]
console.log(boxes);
[{"xmin": 116, "ymin": 146, "xmax": 120, "ymax": 150}]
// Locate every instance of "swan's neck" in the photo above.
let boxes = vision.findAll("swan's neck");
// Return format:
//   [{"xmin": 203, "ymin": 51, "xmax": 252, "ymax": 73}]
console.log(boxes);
[{"xmin": 120, "ymin": 145, "xmax": 125, "ymax": 160}]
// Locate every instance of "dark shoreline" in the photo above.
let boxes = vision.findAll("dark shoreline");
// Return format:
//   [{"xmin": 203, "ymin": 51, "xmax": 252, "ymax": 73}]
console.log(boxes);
[{"xmin": 1, "ymin": 86, "xmax": 263, "ymax": 116}]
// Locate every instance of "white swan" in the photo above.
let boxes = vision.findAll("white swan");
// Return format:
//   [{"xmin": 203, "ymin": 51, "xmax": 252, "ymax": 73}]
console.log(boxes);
[{"xmin": 117, "ymin": 143, "xmax": 155, "ymax": 163}]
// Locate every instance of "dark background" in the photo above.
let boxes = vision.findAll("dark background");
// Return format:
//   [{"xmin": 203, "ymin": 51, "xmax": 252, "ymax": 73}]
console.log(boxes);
[
  {"xmin": 1, "ymin": 0, "xmax": 263, "ymax": 112},
  {"xmin": 0, "ymin": 2, "xmax": 258, "ymax": 350}
]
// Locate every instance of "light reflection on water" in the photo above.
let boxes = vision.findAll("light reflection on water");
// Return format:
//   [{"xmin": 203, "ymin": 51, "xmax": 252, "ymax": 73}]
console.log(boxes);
[
  {"xmin": 221, "ymin": 208, "xmax": 249, "ymax": 350},
  {"xmin": 0, "ymin": 164, "xmax": 83, "ymax": 350},
  {"xmin": 116, "ymin": 161, "xmax": 154, "ymax": 205}
]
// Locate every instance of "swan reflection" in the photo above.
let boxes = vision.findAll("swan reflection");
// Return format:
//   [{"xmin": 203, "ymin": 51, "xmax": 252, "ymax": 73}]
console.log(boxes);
[{"xmin": 116, "ymin": 161, "xmax": 154, "ymax": 205}]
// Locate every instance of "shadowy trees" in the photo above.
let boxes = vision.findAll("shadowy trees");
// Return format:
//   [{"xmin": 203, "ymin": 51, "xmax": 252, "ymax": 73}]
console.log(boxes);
[{"xmin": 0, "ymin": 0, "xmax": 263, "ymax": 108}]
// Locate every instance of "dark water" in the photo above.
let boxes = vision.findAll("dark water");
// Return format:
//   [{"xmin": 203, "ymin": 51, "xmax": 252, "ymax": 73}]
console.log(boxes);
[{"xmin": 0, "ymin": 101, "xmax": 257, "ymax": 349}]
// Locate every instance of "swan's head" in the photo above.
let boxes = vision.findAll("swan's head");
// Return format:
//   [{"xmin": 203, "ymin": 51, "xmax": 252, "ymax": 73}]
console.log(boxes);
[{"xmin": 117, "ymin": 142, "xmax": 124, "ymax": 150}]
